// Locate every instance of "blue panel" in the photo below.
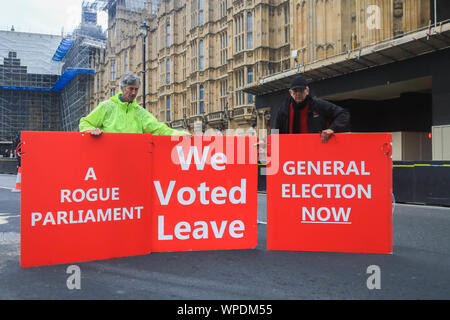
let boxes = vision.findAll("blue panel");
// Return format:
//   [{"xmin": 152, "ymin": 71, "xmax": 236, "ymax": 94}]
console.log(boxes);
[
  {"xmin": 0, "ymin": 68, "xmax": 94, "ymax": 92},
  {"xmin": 0, "ymin": 85, "xmax": 52, "ymax": 92},
  {"xmin": 52, "ymin": 38, "xmax": 75, "ymax": 62},
  {"xmin": 51, "ymin": 68, "xmax": 95, "ymax": 92}
]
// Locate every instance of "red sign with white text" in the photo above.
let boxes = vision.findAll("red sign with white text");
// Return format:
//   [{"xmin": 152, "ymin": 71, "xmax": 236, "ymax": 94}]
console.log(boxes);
[
  {"xmin": 150, "ymin": 135, "xmax": 258, "ymax": 252},
  {"xmin": 266, "ymin": 133, "xmax": 392, "ymax": 254},
  {"xmin": 20, "ymin": 132, "xmax": 258, "ymax": 267},
  {"xmin": 20, "ymin": 131, "xmax": 152, "ymax": 267}
]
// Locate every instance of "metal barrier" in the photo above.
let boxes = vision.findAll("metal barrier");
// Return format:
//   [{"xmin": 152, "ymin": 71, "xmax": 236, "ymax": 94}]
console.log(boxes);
[{"xmin": 393, "ymin": 161, "xmax": 450, "ymax": 206}]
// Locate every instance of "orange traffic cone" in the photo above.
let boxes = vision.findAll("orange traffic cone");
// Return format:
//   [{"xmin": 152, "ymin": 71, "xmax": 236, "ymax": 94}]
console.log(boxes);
[{"xmin": 11, "ymin": 167, "xmax": 22, "ymax": 193}]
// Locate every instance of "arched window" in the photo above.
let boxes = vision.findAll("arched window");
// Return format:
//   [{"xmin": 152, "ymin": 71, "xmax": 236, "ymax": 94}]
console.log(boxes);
[
  {"xmin": 199, "ymin": 40, "xmax": 204, "ymax": 70},
  {"xmin": 247, "ymin": 12, "xmax": 253, "ymax": 49},
  {"xmin": 199, "ymin": 85, "xmax": 205, "ymax": 114},
  {"xmin": 166, "ymin": 59, "xmax": 170, "ymax": 84},
  {"xmin": 198, "ymin": 0, "xmax": 204, "ymax": 25},
  {"xmin": 166, "ymin": 19, "xmax": 171, "ymax": 47},
  {"xmin": 166, "ymin": 96, "xmax": 171, "ymax": 122}
]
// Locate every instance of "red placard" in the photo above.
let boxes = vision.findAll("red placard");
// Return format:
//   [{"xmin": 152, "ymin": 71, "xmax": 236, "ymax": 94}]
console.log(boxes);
[
  {"xmin": 150, "ymin": 135, "xmax": 258, "ymax": 252},
  {"xmin": 20, "ymin": 132, "xmax": 258, "ymax": 267},
  {"xmin": 20, "ymin": 131, "xmax": 152, "ymax": 267},
  {"xmin": 266, "ymin": 133, "xmax": 392, "ymax": 254}
]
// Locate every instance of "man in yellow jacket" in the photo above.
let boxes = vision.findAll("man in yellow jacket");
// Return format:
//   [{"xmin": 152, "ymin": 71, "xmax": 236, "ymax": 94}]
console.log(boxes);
[{"xmin": 79, "ymin": 72, "xmax": 189, "ymax": 136}]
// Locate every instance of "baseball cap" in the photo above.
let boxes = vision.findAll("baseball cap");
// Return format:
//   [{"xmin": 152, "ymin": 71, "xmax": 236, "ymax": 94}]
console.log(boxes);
[{"xmin": 290, "ymin": 75, "xmax": 308, "ymax": 90}]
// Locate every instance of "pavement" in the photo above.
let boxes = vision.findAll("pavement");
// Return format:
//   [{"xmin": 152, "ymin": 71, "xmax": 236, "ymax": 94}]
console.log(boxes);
[{"xmin": 1, "ymin": 173, "xmax": 450, "ymax": 300}]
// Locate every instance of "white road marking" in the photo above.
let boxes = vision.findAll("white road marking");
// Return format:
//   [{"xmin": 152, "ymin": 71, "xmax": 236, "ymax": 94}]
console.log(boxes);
[{"xmin": 0, "ymin": 213, "xmax": 20, "ymax": 225}]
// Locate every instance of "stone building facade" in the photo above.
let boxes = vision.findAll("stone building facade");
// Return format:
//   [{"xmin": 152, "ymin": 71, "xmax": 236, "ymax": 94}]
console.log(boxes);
[
  {"xmin": 91, "ymin": 0, "xmax": 431, "ymax": 137},
  {"xmin": 91, "ymin": 0, "xmax": 292, "ymax": 135}
]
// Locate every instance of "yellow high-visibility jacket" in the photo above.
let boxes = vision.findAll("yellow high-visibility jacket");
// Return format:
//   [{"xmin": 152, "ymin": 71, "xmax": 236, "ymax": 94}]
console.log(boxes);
[{"xmin": 79, "ymin": 93, "xmax": 189, "ymax": 135}]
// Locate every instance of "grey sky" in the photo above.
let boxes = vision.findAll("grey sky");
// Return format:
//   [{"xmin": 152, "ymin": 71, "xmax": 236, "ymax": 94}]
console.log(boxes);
[{"xmin": 0, "ymin": 0, "xmax": 107, "ymax": 36}]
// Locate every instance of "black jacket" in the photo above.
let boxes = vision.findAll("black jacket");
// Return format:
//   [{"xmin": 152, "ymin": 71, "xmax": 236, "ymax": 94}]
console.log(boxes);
[{"xmin": 273, "ymin": 95, "xmax": 350, "ymax": 134}]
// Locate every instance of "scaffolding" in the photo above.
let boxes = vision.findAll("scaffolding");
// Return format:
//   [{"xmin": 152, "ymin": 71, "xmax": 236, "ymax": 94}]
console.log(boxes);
[
  {"xmin": 0, "ymin": 52, "xmax": 58, "ymax": 90},
  {"xmin": 0, "ymin": 31, "xmax": 63, "ymax": 142},
  {"xmin": 0, "ymin": 89, "xmax": 61, "ymax": 140},
  {"xmin": 0, "ymin": 0, "xmax": 150, "ymax": 141},
  {"xmin": 58, "ymin": 0, "xmax": 148, "ymax": 132},
  {"xmin": 62, "ymin": 36, "xmax": 105, "ymax": 72},
  {"xmin": 60, "ymin": 72, "xmax": 92, "ymax": 132},
  {"xmin": 59, "ymin": 34, "xmax": 105, "ymax": 131},
  {"xmin": 0, "ymin": 2, "xmax": 107, "ymax": 141},
  {"xmin": 73, "ymin": 2, "xmax": 107, "ymax": 42}
]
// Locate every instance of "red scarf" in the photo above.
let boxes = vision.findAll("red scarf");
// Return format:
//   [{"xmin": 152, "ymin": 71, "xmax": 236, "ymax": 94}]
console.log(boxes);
[{"xmin": 289, "ymin": 101, "xmax": 309, "ymax": 134}]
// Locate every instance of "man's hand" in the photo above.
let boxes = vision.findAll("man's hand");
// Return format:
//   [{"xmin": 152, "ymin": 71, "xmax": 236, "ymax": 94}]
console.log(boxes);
[
  {"xmin": 320, "ymin": 129, "xmax": 334, "ymax": 143},
  {"xmin": 89, "ymin": 128, "xmax": 103, "ymax": 136}
]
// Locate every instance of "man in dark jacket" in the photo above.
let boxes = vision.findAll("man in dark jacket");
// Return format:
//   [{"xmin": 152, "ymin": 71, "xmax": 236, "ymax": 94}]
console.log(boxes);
[{"xmin": 273, "ymin": 75, "xmax": 350, "ymax": 143}]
